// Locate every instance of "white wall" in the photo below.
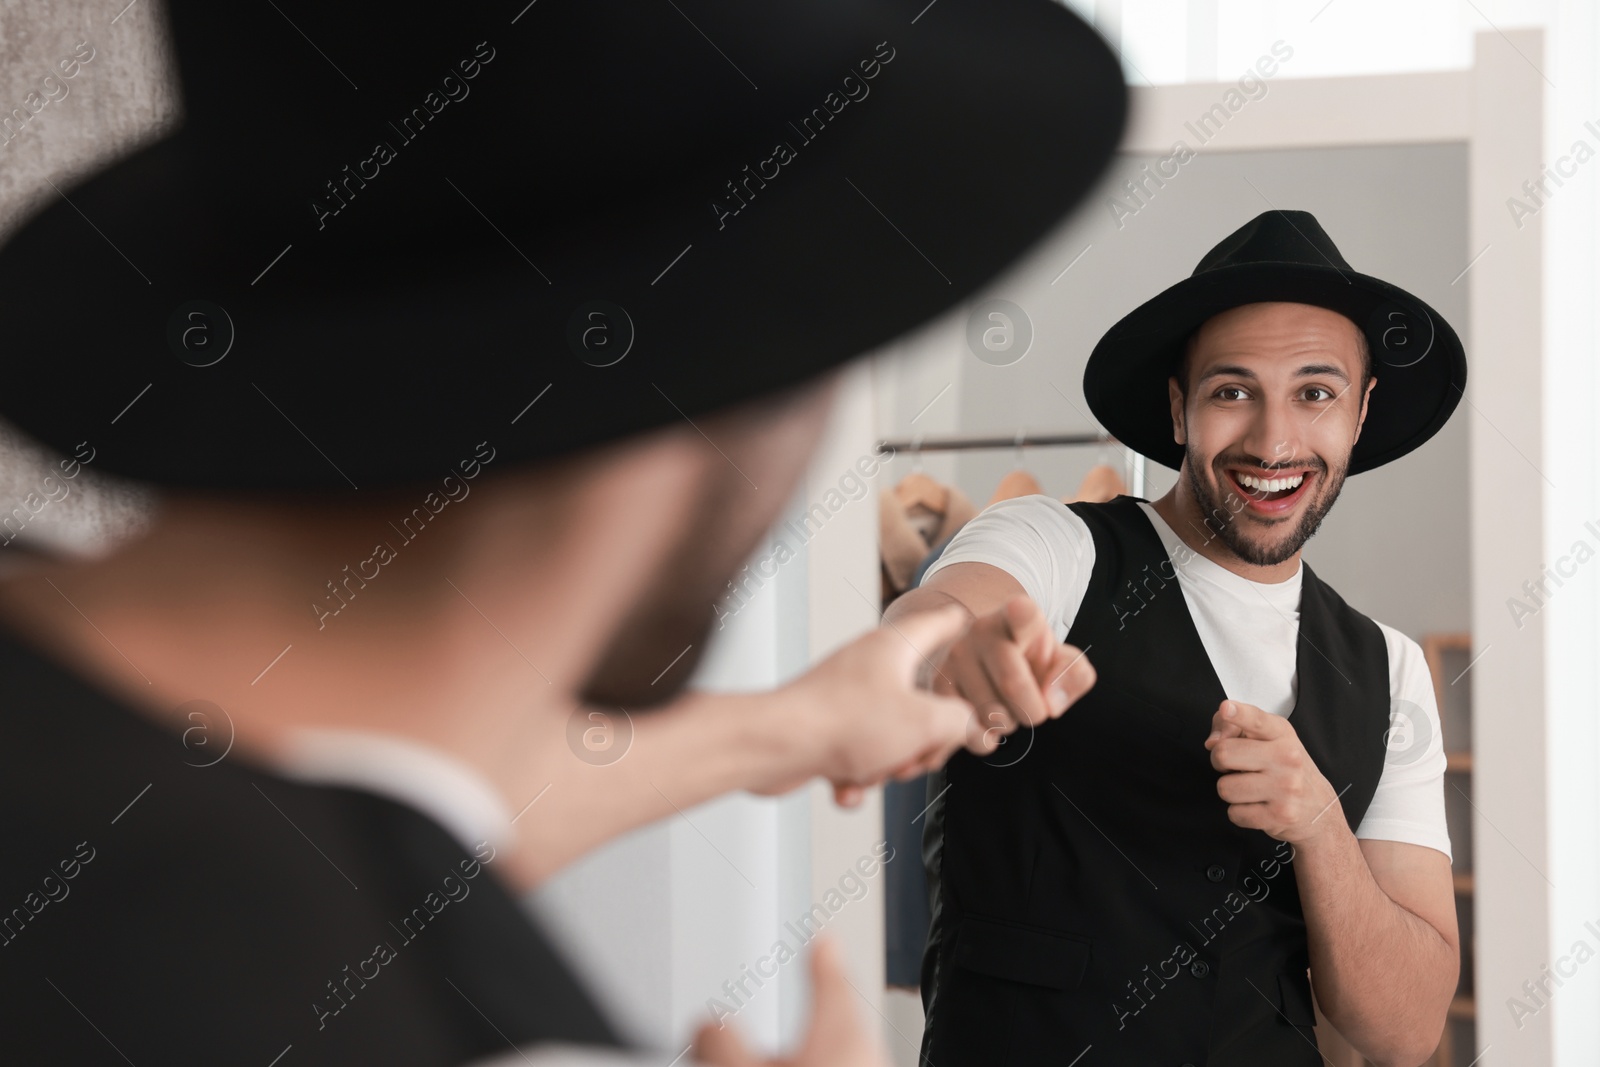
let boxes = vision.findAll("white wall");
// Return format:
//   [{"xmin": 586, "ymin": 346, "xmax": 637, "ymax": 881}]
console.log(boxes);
[
  {"xmin": 532, "ymin": 491, "xmax": 818, "ymax": 1057},
  {"xmin": 1469, "ymin": 24, "xmax": 1600, "ymax": 1066}
]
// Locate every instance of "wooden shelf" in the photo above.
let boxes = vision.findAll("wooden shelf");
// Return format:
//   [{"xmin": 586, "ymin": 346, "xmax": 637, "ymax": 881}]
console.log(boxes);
[
  {"xmin": 1428, "ymin": 636, "xmax": 1478, "ymax": 1067},
  {"xmin": 1422, "ymin": 633, "xmax": 1473, "ymax": 713}
]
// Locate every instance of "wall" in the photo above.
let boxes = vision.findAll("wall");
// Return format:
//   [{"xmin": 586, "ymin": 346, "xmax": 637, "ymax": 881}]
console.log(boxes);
[{"xmin": 0, "ymin": 0, "xmax": 177, "ymax": 242}]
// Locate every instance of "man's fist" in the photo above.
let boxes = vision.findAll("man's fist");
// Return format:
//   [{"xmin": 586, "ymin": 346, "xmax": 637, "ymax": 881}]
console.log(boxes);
[
  {"xmin": 928, "ymin": 594, "xmax": 1096, "ymax": 755},
  {"xmin": 1205, "ymin": 699, "xmax": 1343, "ymax": 844}
]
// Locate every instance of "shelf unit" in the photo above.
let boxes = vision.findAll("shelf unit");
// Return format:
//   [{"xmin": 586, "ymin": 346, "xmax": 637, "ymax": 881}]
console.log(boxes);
[{"xmin": 1425, "ymin": 633, "xmax": 1476, "ymax": 1067}]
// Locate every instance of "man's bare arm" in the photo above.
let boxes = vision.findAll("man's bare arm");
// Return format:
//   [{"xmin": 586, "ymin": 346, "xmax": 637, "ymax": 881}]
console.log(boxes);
[
  {"xmin": 1299, "ymin": 834, "xmax": 1459, "ymax": 1066},
  {"xmin": 882, "ymin": 560, "xmax": 1026, "ymax": 627},
  {"xmin": 1207, "ymin": 701, "xmax": 1457, "ymax": 1066},
  {"xmin": 501, "ymin": 605, "xmax": 974, "ymax": 887}
]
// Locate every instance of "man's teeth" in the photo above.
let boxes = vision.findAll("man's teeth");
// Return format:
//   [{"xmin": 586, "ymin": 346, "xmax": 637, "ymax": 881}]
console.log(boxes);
[{"xmin": 1235, "ymin": 472, "xmax": 1304, "ymax": 493}]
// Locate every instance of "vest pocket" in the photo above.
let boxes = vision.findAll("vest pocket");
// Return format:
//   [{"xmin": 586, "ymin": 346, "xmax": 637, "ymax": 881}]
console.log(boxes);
[
  {"xmin": 951, "ymin": 915, "xmax": 1092, "ymax": 990},
  {"xmin": 1277, "ymin": 970, "xmax": 1316, "ymax": 1027}
]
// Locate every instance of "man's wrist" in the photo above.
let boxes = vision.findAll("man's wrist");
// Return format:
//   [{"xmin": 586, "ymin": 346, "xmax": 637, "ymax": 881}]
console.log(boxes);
[
  {"xmin": 737, "ymin": 679, "xmax": 833, "ymax": 795},
  {"xmin": 1291, "ymin": 786, "xmax": 1352, "ymax": 852}
]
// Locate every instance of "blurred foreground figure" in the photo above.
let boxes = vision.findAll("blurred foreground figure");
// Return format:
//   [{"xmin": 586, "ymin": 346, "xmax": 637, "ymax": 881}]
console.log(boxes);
[{"xmin": 0, "ymin": 1, "xmax": 1124, "ymax": 1064}]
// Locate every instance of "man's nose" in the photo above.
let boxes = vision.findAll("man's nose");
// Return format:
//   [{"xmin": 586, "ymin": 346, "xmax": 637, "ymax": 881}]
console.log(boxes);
[{"xmin": 1241, "ymin": 398, "xmax": 1302, "ymax": 467}]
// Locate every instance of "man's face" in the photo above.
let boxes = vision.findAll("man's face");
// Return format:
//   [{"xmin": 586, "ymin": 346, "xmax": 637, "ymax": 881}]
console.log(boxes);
[
  {"xmin": 1168, "ymin": 302, "xmax": 1375, "ymax": 567},
  {"xmin": 579, "ymin": 373, "xmax": 840, "ymax": 708}
]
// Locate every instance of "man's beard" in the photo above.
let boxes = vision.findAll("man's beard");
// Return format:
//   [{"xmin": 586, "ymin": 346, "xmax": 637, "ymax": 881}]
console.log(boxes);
[
  {"xmin": 579, "ymin": 587, "xmax": 714, "ymax": 709},
  {"xmin": 577, "ymin": 464, "xmax": 757, "ymax": 709},
  {"xmin": 1183, "ymin": 444, "xmax": 1348, "ymax": 567}
]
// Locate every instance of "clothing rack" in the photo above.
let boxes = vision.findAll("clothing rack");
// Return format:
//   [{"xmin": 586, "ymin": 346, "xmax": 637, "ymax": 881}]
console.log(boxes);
[{"xmin": 875, "ymin": 430, "xmax": 1147, "ymax": 497}]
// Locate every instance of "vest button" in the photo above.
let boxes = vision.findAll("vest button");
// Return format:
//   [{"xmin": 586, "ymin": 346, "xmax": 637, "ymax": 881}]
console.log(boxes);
[
  {"xmin": 1205, "ymin": 864, "xmax": 1226, "ymax": 882},
  {"xmin": 1189, "ymin": 960, "xmax": 1210, "ymax": 979}
]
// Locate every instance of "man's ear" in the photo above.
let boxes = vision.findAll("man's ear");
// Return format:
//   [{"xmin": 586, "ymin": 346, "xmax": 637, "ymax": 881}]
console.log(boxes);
[
  {"xmin": 1168, "ymin": 376, "xmax": 1186, "ymax": 446},
  {"xmin": 1350, "ymin": 373, "xmax": 1377, "ymax": 445}
]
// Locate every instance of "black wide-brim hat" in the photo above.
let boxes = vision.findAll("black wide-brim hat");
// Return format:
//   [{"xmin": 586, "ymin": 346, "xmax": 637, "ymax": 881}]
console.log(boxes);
[
  {"xmin": 0, "ymin": 0, "xmax": 1127, "ymax": 491},
  {"xmin": 1084, "ymin": 210, "xmax": 1467, "ymax": 475}
]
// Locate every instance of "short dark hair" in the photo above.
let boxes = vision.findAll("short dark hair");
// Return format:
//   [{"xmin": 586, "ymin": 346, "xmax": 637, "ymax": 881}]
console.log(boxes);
[{"xmin": 1172, "ymin": 318, "xmax": 1372, "ymax": 401}]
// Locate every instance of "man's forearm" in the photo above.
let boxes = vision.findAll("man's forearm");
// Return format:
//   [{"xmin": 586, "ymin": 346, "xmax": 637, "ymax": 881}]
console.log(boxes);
[
  {"xmin": 500, "ymin": 602, "xmax": 978, "ymax": 888},
  {"xmin": 882, "ymin": 585, "xmax": 972, "ymax": 628},
  {"xmin": 1293, "ymin": 816, "xmax": 1456, "ymax": 1066},
  {"xmin": 503, "ymin": 686, "xmax": 823, "ymax": 886}
]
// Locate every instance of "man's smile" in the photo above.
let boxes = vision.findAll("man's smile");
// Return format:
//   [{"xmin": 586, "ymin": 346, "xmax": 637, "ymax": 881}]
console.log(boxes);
[{"xmin": 1222, "ymin": 465, "xmax": 1317, "ymax": 517}]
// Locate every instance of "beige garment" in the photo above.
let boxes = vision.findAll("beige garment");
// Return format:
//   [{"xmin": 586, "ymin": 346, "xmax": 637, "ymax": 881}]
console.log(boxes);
[
  {"xmin": 880, "ymin": 474, "xmax": 978, "ymax": 601},
  {"xmin": 1064, "ymin": 462, "xmax": 1127, "ymax": 504},
  {"xmin": 988, "ymin": 468, "xmax": 1045, "ymax": 505}
]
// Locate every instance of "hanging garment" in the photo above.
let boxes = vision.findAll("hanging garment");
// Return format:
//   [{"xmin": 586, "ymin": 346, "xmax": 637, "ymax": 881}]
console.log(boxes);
[
  {"xmin": 1063, "ymin": 462, "xmax": 1127, "ymax": 504},
  {"xmin": 880, "ymin": 475, "xmax": 978, "ymax": 603},
  {"xmin": 988, "ymin": 469, "xmax": 1046, "ymax": 505}
]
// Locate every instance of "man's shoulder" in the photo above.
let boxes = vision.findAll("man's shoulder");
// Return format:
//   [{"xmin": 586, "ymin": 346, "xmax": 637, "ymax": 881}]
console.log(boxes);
[
  {"xmin": 0, "ymin": 704, "xmax": 618, "ymax": 1063},
  {"xmin": 957, "ymin": 492, "xmax": 1094, "ymax": 538},
  {"xmin": 1369, "ymin": 618, "xmax": 1425, "ymax": 657},
  {"xmin": 1300, "ymin": 563, "xmax": 1385, "ymax": 629},
  {"xmin": 1293, "ymin": 575, "xmax": 1430, "ymax": 692},
  {"xmin": 1370, "ymin": 619, "xmax": 1432, "ymax": 692}
]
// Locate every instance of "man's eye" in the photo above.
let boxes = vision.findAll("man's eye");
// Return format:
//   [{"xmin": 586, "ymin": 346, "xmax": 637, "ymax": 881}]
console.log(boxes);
[
  {"xmin": 1215, "ymin": 387, "xmax": 1247, "ymax": 401},
  {"xmin": 1305, "ymin": 386, "xmax": 1333, "ymax": 401}
]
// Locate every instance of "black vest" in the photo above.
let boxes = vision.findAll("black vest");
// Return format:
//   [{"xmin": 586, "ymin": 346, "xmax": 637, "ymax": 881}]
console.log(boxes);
[{"xmin": 919, "ymin": 496, "xmax": 1392, "ymax": 1066}]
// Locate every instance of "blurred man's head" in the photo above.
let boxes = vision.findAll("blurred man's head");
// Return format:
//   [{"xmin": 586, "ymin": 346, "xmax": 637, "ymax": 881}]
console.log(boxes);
[
  {"xmin": 1166, "ymin": 301, "xmax": 1375, "ymax": 567},
  {"xmin": 0, "ymin": 369, "xmax": 840, "ymax": 722},
  {"xmin": 577, "ymin": 371, "xmax": 840, "ymax": 706}
]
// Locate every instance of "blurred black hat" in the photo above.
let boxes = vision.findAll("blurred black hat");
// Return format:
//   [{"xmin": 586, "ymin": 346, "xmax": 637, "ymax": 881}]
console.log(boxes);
[{"xmin": 0, "ymin": 0, "xmax": 1128, "ymax": 490}]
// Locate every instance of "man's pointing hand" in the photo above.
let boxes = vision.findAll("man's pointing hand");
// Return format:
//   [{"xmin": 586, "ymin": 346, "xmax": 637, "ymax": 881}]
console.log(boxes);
[
  {"xmin": 1205, "ymin": 699, "xmax": 1343, "ymax": 844},
  {"xmin": 929, "ymin": 593, "xmax": 1097, "ymax": 756}
]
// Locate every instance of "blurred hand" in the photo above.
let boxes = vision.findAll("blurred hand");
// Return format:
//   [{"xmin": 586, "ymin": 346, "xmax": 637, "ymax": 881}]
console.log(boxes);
[
  {"xmin": 928, "ymin": 594, "xmax": 1096, "ymax": 756},
  {"xmin": 694, "ymin": 935, "xmax": 888, "ymax": 1067},
  {"xmin": 753, "ymin": 604, "xmax": 974, "ymax": 807}
]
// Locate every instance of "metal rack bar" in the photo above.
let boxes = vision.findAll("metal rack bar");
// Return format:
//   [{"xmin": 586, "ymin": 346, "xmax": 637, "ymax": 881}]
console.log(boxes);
[
  {"xmin": 875, "ymin": 431, "xmax": 1147, "ymax": 497},
  {"xmin": 875, "ymin": 431, "xmax": 1116, "ymax": 452}
]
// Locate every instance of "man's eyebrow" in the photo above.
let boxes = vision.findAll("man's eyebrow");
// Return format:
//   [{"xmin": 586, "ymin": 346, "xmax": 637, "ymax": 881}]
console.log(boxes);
[
  {"xmin": 1196, "ymin": 361, "xmax": 1352, "ymax": 384},
  {"xmin": 1196, "ymin": 363, "xmax": 1257, "ymax": 383},
  {"xmin": 1293, "ymin": 361, "xmax": 1352, "ymax": 384}
]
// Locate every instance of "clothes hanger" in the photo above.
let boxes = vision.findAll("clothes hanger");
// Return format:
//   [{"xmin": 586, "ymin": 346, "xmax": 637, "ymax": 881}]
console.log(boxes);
[
  {"xmin": 989, "ymin": 427, "xmax": 1045, "ymax": 504},
  {"xmin": 893, "ymin": 434, "xmax": 950, "ymax": 516}
]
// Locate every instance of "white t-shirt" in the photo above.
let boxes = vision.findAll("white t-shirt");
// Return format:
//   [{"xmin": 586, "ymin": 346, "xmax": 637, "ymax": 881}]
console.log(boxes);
[{"xmin": 920, "ymin": 495, "xmax": 1452, "ymax": 860}]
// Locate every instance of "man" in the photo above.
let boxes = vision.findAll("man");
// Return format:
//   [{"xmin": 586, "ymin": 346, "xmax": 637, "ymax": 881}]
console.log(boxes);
[
  {"xmin": 0, "ymin": 1, "xmax": 1122, "ymax": 1065},
  {"xmin": 891, "ymin": 211, "xmax": 1467, "ymax": 1066}
]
